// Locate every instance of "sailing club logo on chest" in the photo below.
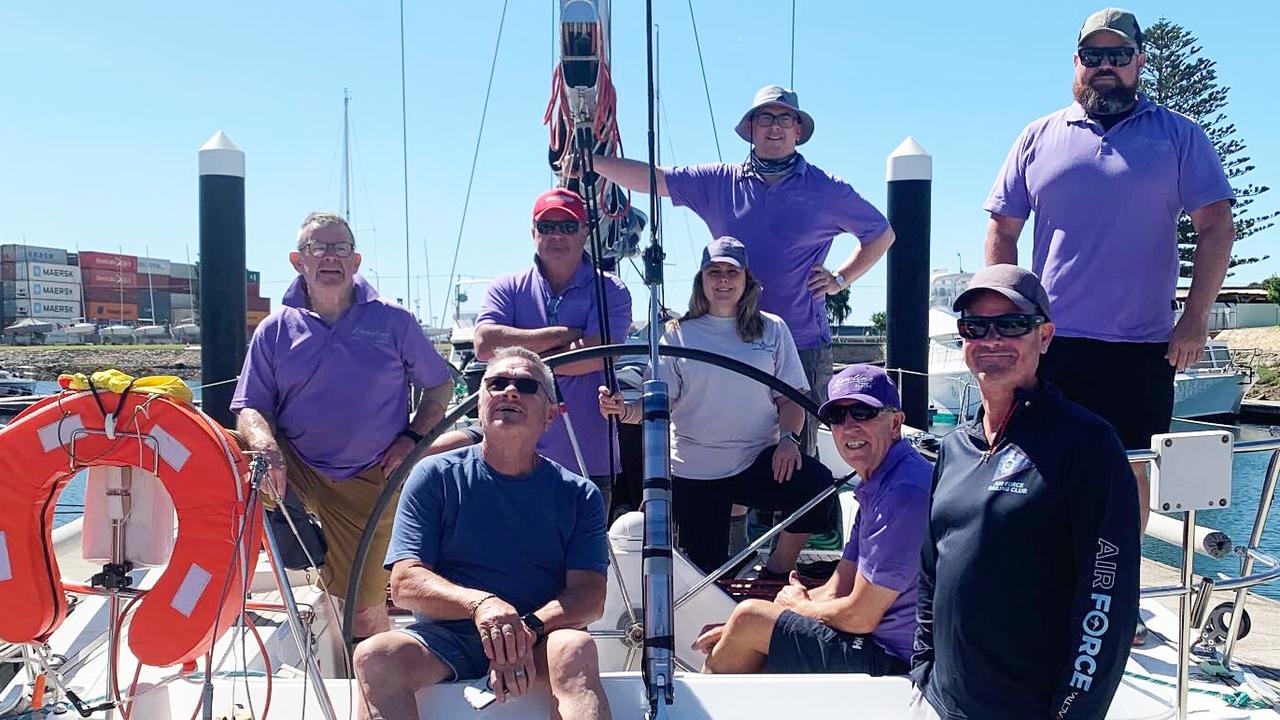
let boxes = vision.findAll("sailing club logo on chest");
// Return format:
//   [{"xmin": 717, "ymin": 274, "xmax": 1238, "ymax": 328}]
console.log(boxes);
[{"xmin": 987, "ymin": 446, "xmax": 1032, "ymax": 494}]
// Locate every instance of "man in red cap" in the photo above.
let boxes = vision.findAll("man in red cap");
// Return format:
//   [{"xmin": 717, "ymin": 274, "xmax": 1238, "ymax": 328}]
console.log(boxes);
[{"xmin": 474, "ymin": 188, "xmax": 632, "ymax": 511}]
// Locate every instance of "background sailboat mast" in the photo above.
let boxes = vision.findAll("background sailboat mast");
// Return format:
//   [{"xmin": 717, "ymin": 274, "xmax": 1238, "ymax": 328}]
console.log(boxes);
[{"xmin": 341, "ymin": 88, "xmax": 352, "ymax": 224}]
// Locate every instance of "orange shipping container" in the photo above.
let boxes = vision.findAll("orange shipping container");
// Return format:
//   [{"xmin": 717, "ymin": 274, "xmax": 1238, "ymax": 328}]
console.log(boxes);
[{"xmin": 86, "ymin": 302, "xmax": 139, "ymax": 321}]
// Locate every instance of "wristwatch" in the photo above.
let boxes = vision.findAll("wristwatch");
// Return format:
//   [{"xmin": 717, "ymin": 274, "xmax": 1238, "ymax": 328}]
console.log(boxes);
[
  {"xmin": 782, "ymin": 431, "xmax": 802, "ymax": 447},
  {"xmin": 521, "ymin": 612, "xmax": 546, "ymax": 643},
  {"xmin": 830, "ymin": 269, "xmax": 848, "ymax": 290},
  {"xmin": 399, "ymin": 427, "xmax": 425, "ymax": 444}
]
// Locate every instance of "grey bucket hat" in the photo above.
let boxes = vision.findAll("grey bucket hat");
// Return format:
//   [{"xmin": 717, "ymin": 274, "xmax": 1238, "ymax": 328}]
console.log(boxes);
[{"xmin": 734, "ymin": 85, "xmax": 815, "ymax": 145}]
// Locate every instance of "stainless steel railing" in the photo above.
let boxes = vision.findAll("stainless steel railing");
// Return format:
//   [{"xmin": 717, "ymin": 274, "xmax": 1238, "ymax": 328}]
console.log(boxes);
[{"xmin": 1128, "ymin": 435, "xmax": 1280, "ymax": 719}]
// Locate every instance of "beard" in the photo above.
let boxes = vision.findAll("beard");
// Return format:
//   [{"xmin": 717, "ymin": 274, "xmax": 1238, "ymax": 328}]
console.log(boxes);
[{"xmin": 1073, "ymin": 74, "xmax": 1139, "ymax": 115}]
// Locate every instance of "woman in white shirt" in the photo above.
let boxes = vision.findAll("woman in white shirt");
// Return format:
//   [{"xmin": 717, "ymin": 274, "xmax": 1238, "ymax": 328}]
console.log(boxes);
[{"xmin": 599, "ymin": 237, "xmax": 836, "ymax": 575}]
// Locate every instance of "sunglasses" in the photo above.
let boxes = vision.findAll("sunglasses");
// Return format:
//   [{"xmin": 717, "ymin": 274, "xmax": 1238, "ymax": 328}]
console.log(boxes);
[
  {"xmin": 536, "ymin": 220, "xmax": 581, "ymax": 235},
  {"xmin": 1077, "ymin": 46, "xmax": 1137, "ymax": 68},
  {"xmin": 484, "ymin": 375, "xmax": 545, "ymax": 396},
  {"xmin": 302, "ymin": 241, "xmax": 355, "ymax": 258},
  {"xmin": 752, "ymin": 112, "xmax": 798, "ymax": 128},
  {"xmin": 956, "ymin": 313, "xmax": 1046, "ymax": 340},
  {"xmin": 820, "ymin": 404, "xmax": 888, "ymax": 427}
]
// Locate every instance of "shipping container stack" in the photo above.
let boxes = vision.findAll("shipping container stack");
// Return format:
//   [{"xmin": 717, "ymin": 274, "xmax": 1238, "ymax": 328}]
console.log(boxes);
[
  {"xmin": 80, "ymin": 251, "xmax": 139, "ymax": 324},
  {"xmin": 246, "ymin": 268, "xmax": 271, "ymax": 333},
  {"xmin": 0, "ymin": 244, "xmax": 84, "ymax": 330},
  {"xmin": 2, "ymin": 243, "xmax": 271, "ymax": 340}
]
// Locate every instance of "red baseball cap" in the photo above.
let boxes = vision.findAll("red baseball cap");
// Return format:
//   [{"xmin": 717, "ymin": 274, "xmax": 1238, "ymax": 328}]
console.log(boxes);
[{"xmin": 532, "ymin": 187, "xmax": 587, "ymax": 223}]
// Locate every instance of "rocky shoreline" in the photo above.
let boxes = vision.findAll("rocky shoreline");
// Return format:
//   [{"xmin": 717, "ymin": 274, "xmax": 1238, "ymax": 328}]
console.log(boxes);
[{"xmin": 0, "ymin": 346, "xmax": 203, "ymax": 381}]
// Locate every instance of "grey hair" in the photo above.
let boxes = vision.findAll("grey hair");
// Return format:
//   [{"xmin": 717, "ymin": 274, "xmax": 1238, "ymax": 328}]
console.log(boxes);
[
  {"xmin": 297, "ymin": 212, "xmax": 354, "ymax": 249},
  {"xmin": 487, "ymin": 346, "xmax": 556, "ymax": 399}
]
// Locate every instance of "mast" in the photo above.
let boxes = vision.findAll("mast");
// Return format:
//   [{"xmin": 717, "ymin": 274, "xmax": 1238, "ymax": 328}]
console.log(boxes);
[
  {"xmin": 145, "ymin": 244, "xmax": 156, "ymax": 325},
  {"xmin": 341, "ymin": 88, "xmax": 352, "ymax": 225},
  {"xmin": 640, "ymin": 0, "xmax": 673, "ymax": 716}
]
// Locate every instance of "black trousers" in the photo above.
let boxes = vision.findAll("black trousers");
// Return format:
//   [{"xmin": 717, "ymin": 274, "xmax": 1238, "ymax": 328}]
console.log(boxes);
[
  {"xmin": 1038, "ymin": 336, "xmax": 1175, "ymax": 450},
  {"xmin": 673, "ymin": 445, "xmax": 836, "ymax": 574}
]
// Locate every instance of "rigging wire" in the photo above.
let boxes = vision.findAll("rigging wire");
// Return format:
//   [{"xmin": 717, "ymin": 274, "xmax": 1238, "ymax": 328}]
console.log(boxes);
[
  {"xmin": 437, "ymin": 0, "xmax": 510, "ymax": 331},
  {"xmin": 400, "ymin": 0, "xmax": 414, "ymax": 312},
  {"xmin": 685, "ymin": 0, "xmax": 722, "ymax": 163},
  {"xmin": 790, "ymin": 0, "xmax": 796, "ymax": 89}
]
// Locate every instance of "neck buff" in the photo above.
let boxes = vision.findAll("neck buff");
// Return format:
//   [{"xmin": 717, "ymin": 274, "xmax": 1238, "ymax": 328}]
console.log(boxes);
[{"xmin": 745, "ymin": 149, "xmax": 800, "ymax": 177}]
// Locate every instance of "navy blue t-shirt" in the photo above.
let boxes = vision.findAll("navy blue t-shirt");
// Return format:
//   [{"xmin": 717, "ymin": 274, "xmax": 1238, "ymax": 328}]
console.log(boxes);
[{"xmin": 385, "ymin": 446, "xmax": 609, "ymax": 616}]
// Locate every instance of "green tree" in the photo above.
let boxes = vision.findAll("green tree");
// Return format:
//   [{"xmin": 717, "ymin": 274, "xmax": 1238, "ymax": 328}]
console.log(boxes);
[
  {"xmin": 1259, "ymin": 276, "xmax": 1280, "ymax": 305},
  {"xmin": 1141, "ymin": 19, "xmax": 1275, "ymax": 276},
  {"xmin": 871, "ymin": 311, "xmax": 887, "ymax": 335},
  {"xmin": 826, "ymin": 288, "xmax": 851, "ymax": 327}
]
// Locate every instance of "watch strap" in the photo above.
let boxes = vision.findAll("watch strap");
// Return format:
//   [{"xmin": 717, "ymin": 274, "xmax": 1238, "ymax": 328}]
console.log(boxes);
[{"xmin": 399, "ymin": 427, "xmax": 425, "ymax": 444}]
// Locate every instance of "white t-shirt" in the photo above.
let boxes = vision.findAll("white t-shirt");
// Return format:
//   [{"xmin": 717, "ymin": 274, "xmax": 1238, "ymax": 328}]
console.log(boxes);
[{"xmin": 652, "ymin": 312, "xmax": 808, "ymax": 480}]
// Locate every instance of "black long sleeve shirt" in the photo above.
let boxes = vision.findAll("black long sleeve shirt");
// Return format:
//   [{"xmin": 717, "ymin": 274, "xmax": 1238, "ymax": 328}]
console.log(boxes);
[{"xmin": 912, "ymin": 382, "xmax": 1140, "ymax": 720}]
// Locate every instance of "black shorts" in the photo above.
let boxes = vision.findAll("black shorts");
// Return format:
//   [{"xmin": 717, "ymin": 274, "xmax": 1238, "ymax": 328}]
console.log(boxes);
[
  {"xmin": 1038, "ymin": 336, "xmax": 1175, "ymax": 450},
  {"xmin": 763, "ymin": 610, "xmax": 909, "ymax": 676}
]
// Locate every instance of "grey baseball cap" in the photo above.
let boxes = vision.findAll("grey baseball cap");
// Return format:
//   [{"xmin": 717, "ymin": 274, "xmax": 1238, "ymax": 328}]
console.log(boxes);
[
  {"xmin": 700, "ymin": 237, "xmax": 749, "ymax": 271},
  {"xmin": 1079, "ymin": 7, "xmax": 1142, "ymax": 48},
  {"xmin": 734, "ymin": 85, "xmax": 815, "ymax": 145},
  {"xmin": 953, "ymin": 264, "xmax": 1053, "ymax": 319}
]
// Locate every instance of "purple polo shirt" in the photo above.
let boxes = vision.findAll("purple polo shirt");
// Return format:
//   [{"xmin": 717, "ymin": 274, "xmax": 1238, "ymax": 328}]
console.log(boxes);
[
  {"xmin": 475, "ymin": 255, "xmax": 632, "ymax": 476},
  {"xmin": 665, "ymin": 157, "xmax": 890, "ymax": 350},
  {"xmin": 231, "ymin": 274, "xmax": 453, "ymax": 479},
  {"xmin": 985, "ymin": 95, "xmax": 1234, "ymax": 343},
  {"xmin": 841, "ymin": 438, "xmax": 932, "ymax": 662}
]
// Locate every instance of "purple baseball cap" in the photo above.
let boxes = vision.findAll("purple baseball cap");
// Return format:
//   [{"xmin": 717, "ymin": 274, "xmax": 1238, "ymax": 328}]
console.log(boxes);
[
  {"xmin": 819, "ymin": 364, "xmax": 901, "ymax": 414},
  {"xmin": 700, "ymin": 237, "xmax": 749, "ymax": 271}
]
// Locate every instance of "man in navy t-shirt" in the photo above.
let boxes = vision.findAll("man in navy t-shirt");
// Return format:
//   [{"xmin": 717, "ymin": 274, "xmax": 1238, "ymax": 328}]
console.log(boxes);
[{"xmin": 353, "ymin": 347, "xmax": 611, "ymax": 720}]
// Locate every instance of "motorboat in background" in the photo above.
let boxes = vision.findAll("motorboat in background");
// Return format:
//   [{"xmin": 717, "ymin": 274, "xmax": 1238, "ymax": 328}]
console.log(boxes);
[
  {"xmin": 64, "ymin": 319, "xmax": 98, "ymax": 343},
  {"xmin": 0, "ymin": 368, "xmax": 37, "ymax": 397},
  {"xmin": 925, "ymin": 272, "xmax": 1250, "ymax": 422}
]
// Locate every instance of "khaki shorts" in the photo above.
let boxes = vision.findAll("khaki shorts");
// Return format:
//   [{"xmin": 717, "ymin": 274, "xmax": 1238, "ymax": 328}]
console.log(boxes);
[{"xmin": 277, "ymin": 441, "xmax": 396, "ymax": 610}]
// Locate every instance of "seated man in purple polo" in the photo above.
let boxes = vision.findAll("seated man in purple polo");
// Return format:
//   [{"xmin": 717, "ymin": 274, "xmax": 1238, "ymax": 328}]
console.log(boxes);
[
  {"xmin": 590, "ymin": 85, "xmax": 894, "ymax": 457},
  {"xmin": 232, "ymin": 211, "xmax": 455, "ymax": 644},
  {"xmin": 691, "ymin": 365, "xmax": 931, "ymax": 676},
  {"xmin": 474, "ymin": 188, "xmax": 632, "ymax": 511}
]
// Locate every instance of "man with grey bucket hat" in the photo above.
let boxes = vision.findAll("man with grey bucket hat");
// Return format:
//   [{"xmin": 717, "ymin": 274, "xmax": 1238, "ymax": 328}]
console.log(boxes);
[
  {"xmin": 910, "ymin": 264, "xmax": 1139, "ymax": 720},
  {"xmin": 983, "ymin": 7, "xmax": 1235, "ymax": 528},
  {"xmin": 589, "ymin": 84, "xmax": 895, "ymax": 458}
]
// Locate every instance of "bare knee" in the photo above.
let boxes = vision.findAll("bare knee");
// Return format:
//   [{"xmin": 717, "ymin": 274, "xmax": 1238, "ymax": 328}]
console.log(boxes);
[
  {"xmin": 354, "ymin": 632, "xmax": 449, "ymax": 692},
  {"xmin": 545, "ymin": 630, "xmax": 601, "ymax": 688},
  {"xmin": 727, "ymin": 599, "xmax": 774, "ymax": 631}
]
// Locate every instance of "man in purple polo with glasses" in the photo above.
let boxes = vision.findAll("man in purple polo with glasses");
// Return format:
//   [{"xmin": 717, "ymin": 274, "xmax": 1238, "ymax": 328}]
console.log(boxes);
[
  {"xmin": 590, "ymin": 85, "xmax": 894, "ymax": 457},
  {"xmin": 984, "ymin": 8, "xmax": 1235, "ymax": 527},
  {"xmin": 691, "ymin": 364, "xmax": 929, "ymax": 677},
  {"xmin": 474, "ymin": 188, "xmax": 632, "ymax": 512},
  {"xmin": 233, "ymin": 211, "xmax": 456, "ymax": 645}
]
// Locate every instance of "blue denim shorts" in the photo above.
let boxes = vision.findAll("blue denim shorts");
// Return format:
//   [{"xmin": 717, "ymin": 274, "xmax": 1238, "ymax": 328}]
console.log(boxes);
[{"xmin": 398, "ymin": 618, "xmax": 489, "ymax": 681}]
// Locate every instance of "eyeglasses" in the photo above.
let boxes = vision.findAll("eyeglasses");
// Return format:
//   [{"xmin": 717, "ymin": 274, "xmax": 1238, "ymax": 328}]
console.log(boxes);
[
  {"xmin": 956, "ymin": 313, "xmax": 1046, "ymax": 340},
  {"xmin": 820, "ymin": 404, "xmax": 888, "ymax": 427},
  {"xmin": 752, "ymin": 112, "xmax": 798, "ymax": 128},
  {"xmin": 484, "ymin": 376, "xmax": 545, "ymax": 396},
  {"xmin": 536, "ymin": 220, "xmax": 581, "ymax": 235},
  {"xmin": 302, "ymin": 241, "xmax": 355, "ymax": 258},
  {"xmin": 1077, "ymin": 46, "xmax": 1137, "ymax": 68}
]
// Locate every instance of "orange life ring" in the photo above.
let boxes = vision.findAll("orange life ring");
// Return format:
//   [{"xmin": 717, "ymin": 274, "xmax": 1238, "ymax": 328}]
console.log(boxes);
[{"xmin": 0, "ymin": 389, "xmax": 261, "ymax": 667}]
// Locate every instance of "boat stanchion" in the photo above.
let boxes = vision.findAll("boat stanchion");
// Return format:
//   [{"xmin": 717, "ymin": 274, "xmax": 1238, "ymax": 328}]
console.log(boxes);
[
  {"xmin": 252, "ymin": 455, "xmax": 339, "ymax": 720},
  {"xmin": 640, "ymin": 380, "xmax": 675, "ymax": 714}
]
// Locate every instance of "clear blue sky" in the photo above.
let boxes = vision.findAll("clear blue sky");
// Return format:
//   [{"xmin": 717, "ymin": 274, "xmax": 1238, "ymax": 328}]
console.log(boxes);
[{"xmin": 4, "ymin": 1, "xmax": 1278, "ymax": 326}]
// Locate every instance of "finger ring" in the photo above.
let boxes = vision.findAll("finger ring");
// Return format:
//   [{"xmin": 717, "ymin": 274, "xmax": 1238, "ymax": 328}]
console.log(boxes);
[
  {"xmin": 515, "ymin": 669, "xmax": 525, "ymax": 677},
  {"xmin": 502, "ymin": 624, "xmax": 515, "ymax": 635},
  {"xmin": 490, "ymin": 627, "xmax": 503, "ymax": 637}
]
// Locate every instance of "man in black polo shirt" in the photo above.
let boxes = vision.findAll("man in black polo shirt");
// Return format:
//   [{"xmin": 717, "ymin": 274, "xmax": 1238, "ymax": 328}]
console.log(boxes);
[{"xmin": 911, "ymin": 265, "xmax": 1140, "ymax": 720}]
